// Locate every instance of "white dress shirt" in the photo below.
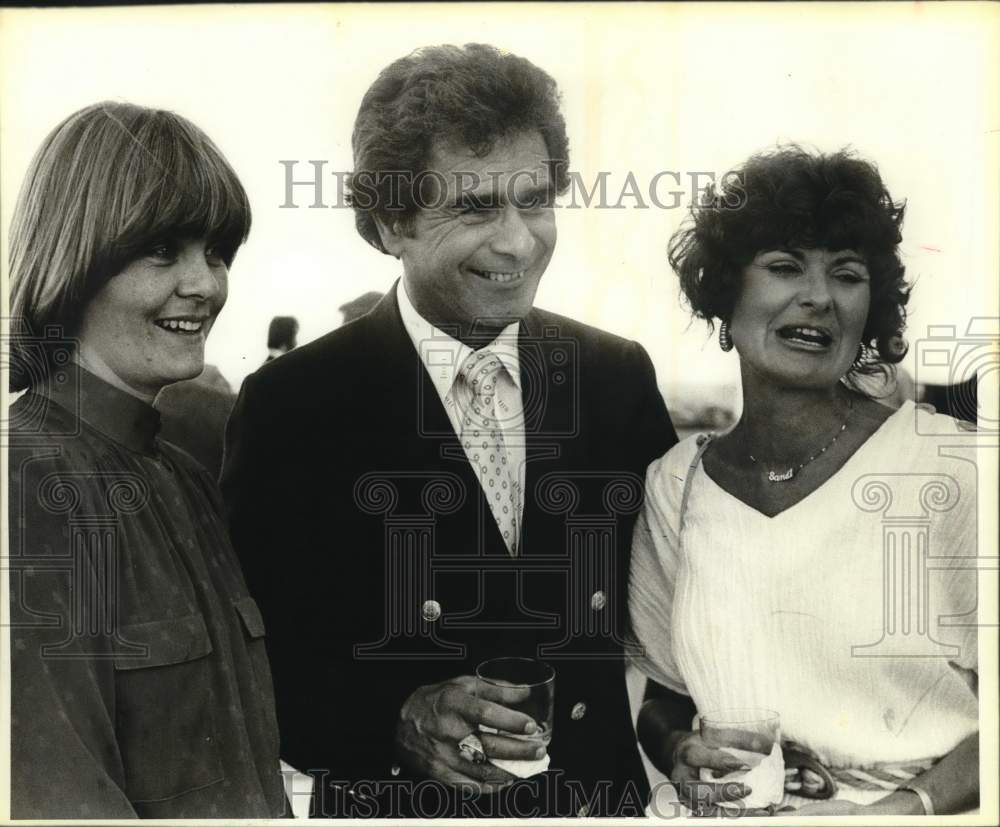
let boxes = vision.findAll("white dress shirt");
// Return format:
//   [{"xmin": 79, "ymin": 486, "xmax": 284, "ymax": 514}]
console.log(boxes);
[{"xmin": 397, "ymin": 281, "xmax": 527, "ymax": 539}]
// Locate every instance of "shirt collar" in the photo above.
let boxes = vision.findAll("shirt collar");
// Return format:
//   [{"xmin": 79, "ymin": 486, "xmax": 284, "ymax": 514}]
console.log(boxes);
[
  {"xmin": 37, "ymin": 364, "xmax": 162, "ymax": 455},
  {"xmin": 396, "ymin": 279, "xmax": 521, "ymax": 399}
]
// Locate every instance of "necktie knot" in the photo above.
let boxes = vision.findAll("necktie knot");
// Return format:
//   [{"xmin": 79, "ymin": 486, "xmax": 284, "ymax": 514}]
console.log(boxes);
[
  {"xmin": 460, "ymin": 348, "xmax": 504, "ymax": 399},
  {"xmin": 459, "ymin": 348, "xmax": 507, "ymax": 426}
]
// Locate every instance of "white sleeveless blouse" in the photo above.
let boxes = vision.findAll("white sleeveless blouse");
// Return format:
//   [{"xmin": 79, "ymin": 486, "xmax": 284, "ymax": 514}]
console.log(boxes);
[{"xmin": 630, "ymin": 401, "xmax": 979, "ymax": 769}]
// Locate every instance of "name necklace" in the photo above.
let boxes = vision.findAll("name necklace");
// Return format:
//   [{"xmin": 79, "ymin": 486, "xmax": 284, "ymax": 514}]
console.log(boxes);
[{"xmin": 748, "ymin": 399, "xmax": 853, "ymax": 483}]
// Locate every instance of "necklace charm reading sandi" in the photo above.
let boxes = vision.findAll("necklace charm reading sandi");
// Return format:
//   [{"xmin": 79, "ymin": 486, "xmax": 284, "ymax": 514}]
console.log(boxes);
[{"xmin": 749, "ymin": 398, "xmax": 854, "ymax": 484}]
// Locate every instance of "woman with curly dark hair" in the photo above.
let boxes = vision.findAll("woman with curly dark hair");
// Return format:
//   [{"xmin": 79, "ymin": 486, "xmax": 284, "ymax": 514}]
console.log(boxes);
[{"xmin": 629, "ymin": 147, "xmax": 979, "ymax": 816}]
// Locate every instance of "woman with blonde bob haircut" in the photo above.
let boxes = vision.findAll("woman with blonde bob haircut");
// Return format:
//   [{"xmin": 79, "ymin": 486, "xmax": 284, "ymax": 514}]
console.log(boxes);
[
  {"xmin": 7, "ymin": 102, "xmax": 286, "ymax": 818},
  {"xmin": 9, "ymin": 101, "xmax": 250, "ymax": 392}
]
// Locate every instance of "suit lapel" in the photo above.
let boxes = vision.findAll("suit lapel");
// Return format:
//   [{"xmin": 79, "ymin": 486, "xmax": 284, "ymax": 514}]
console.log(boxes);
[
  {"xmin": 369, "ymin": 282, "xmax": 508, "ymax": 556},
  {"xmin": 518, "ymin": 311, "xmax": 579, "ymax": 553}
]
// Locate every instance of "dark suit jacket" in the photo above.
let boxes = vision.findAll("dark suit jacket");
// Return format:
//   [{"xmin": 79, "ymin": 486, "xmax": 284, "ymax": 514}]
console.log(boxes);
[{"xmin": 221, "ymin": 285, "xmax": 677, "ymax": 817}]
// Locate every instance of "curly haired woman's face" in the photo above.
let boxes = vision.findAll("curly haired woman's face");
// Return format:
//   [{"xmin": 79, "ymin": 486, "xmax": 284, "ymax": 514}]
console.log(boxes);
[{"xmin": 729, "ymin": 248, "xmax": 871, "ymax": 390}]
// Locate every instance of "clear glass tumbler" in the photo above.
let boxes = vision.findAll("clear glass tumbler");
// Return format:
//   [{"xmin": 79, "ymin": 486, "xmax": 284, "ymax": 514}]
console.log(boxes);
[
  {"xmin": 475, "ymin": 656, "xmax": 555, "ymax": 749},
  {"xmin": 698, "ymin": 707, "xmax": 784, "ymax": 810}
]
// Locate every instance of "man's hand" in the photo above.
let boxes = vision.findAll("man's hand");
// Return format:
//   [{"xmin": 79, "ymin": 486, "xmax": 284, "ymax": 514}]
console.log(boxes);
[{"xmin": 395, "ymin": 676, "xmax": 544, "ymax": 793}]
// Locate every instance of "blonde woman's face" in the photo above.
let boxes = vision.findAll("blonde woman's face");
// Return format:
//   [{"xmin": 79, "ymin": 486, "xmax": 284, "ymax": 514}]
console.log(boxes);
[{"xmin": 77, "ymin": 237, "xmax": 228, "ymax": 400}]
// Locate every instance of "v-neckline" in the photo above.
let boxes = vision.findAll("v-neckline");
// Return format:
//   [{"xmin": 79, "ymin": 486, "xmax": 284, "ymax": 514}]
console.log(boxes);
[{"xmin": 697, "ymin": 401, "xmax": 910, "ymax": 521}]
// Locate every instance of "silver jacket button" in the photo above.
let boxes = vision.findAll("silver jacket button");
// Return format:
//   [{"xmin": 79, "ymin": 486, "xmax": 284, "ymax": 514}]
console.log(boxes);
[
  {"xmin": 570, "ymin": 702, "xmax": 587, "ymax": 721},
  {"xmin": 390, "ymin": 764, "xmax": 401, "ymax": 777},
  {"xmin": 577, "ymin": 804, "xmax": 590, "ymax": 817},
  {"xmin": 421, "ymin": 599, "xmax": 442, "ymax": 622},
  {"xmin": 590, "ymin": 590, "xmax": 607, "ymax": 611}
]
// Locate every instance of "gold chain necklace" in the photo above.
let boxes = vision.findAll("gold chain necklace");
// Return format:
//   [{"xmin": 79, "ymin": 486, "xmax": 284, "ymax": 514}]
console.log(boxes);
[{"xmin": 748, "ymin": 399, "xmax": 853, "ymax": 483}]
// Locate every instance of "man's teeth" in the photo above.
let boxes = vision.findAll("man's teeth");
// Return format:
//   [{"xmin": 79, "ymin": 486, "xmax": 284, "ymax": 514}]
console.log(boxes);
[
  {"xmin": 155, "ymin": 319, "xmax": 203, "ymax": 332},
  {"xmin": 475, "ymin": 270, "xmax": 525, "ymax": 283}
]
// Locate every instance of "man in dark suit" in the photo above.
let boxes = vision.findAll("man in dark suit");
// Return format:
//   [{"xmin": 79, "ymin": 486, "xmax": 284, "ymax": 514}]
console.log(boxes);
[{"xmin": 222, "ymin": 43, "xmax": 680, "ymax": 818}]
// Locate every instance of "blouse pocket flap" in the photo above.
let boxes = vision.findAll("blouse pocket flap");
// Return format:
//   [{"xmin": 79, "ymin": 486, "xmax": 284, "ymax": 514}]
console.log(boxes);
[
  {"xmin": 234, "ymin": 596, "xmax": 266, "ymax": 638},
  {"xmin": 113, "ymin": 613, "xmax": 213, "ymax": 670}
]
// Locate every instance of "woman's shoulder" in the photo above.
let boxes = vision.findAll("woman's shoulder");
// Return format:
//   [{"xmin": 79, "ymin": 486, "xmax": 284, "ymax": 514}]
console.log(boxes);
[
  {"xmin": 8, "ymin": 390, "xmax": 82, "ymax": 442},
  {"xmin": 647, "ymin": 432, "xmax": 710, "ymax": 473},
  {"xmin": 862, "ymin": 400, "xmax": 981, "ymax": 511},
  {"xmin": 876, "ymin": 400, "xmax": 979, "ymax": 463},
  {"xmin": 909, "ymin": 399, "xmax": 980, "ymax": 437},
  {"xmin": 645, "ymin": 432, "xmax": 716, "ymax": 499},
  {"xmin": 7, "ymin": 391, "xmax": 110, "ymax": 478},
  {"xmin": 8, "ymin": 399, "xmax": 113, "ymax": 529}
]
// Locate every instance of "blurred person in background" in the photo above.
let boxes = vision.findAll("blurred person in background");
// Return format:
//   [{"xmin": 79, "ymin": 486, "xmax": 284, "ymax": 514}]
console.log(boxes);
[
  {"xmin": 155, "ymin": 364, "xmax": 235, "ymax": 478},
  {"xmin": 921, "ymin": 373, "xmax": 977, "ymax": 425},
  {"xmin": 631, "ymin": 146, "xmax": 978, "ymax": 817},
  {"xmin": 339, "ymin": 290, "xmax": 384, "ymax": 325},
  {"xmin": 265, "ymin": 314, "xmax": 299, "ymax": 361}
]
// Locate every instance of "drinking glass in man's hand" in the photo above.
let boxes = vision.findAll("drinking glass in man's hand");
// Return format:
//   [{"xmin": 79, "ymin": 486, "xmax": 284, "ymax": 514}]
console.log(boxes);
[{"xmin": 475, "ymin": 657, "xmax": 555, "ymax": 776}]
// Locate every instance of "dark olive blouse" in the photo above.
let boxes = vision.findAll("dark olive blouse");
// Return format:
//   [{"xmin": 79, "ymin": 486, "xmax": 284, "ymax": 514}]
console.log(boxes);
[{"xmin": 8, "ymin": 366, "xmax": 286, "ymax": 818}]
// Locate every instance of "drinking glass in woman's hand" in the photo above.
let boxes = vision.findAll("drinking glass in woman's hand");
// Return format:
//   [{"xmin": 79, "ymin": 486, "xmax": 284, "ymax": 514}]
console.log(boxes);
[{"xmin": 698, "ymin": 709, "xmax": 784, "ymax": 812}]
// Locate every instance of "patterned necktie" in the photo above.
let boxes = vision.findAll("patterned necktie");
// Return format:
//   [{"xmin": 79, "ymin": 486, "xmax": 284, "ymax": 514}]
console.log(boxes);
[{"xmin": 457, "ymin": 348, "xmax": 520, "ymax": 556}]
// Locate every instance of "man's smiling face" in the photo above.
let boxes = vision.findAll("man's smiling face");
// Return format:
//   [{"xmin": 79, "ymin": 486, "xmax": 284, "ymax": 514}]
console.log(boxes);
[{"xmin": 379, "ymin": 130, "xmax": 556, "ymax": 338}]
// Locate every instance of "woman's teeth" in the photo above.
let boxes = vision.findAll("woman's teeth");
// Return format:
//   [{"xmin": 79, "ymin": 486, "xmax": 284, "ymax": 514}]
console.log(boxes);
[
  {"xmin": 155, "ymin": 319, "xmax": 203, "ymax": 333},
  {"xmin": 778, "ymin": 326, "xmax": 833, "ymax": 347},
  {"xmin": 473, "ymin": 269, "xmax": 525, "ymax": 283}
]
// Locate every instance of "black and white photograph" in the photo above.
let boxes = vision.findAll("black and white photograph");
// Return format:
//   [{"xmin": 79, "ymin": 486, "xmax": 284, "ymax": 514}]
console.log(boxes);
[{"xmin": 1, "ymin": 2, "xmax": 997, "ymax": 823}]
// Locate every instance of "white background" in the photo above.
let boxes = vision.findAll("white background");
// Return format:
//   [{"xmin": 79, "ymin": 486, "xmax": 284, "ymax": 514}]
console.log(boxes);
[{"xmin": 2, "ymin": 3, "xmax": 997, "ymax": 409}]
